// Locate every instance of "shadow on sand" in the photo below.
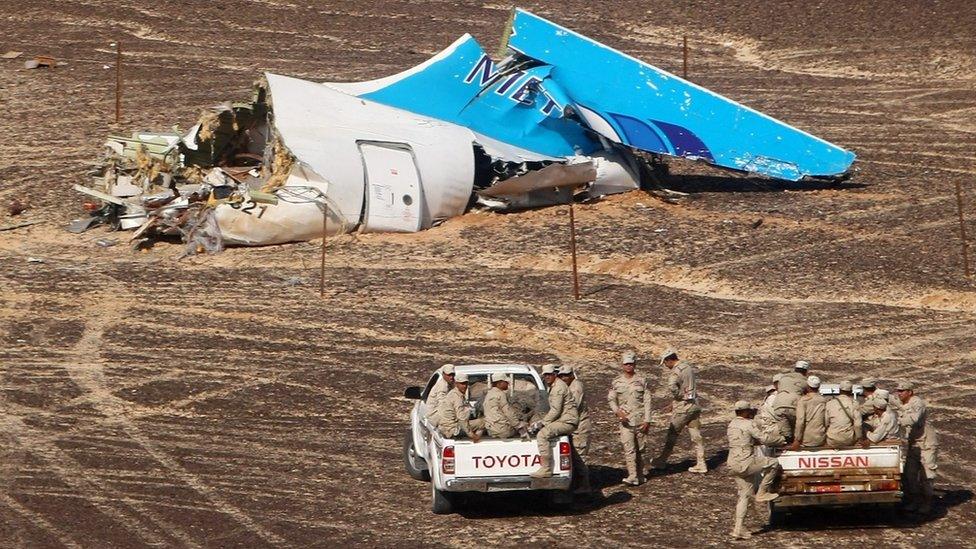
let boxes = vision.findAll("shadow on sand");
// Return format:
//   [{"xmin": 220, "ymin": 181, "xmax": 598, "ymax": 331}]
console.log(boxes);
[{"xmin": 454, "ymin": 465, "xmax": 634, "ymax": 519}]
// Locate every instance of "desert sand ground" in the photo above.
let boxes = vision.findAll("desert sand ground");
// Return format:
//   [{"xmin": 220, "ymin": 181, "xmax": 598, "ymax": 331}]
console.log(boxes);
[{"xmin": 1, "ymin": 1, "xmax": 975, "ymax": 547}]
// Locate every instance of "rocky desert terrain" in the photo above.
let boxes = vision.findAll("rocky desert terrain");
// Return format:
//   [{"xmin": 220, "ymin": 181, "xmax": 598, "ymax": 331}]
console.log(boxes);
[{"xmin": 1, "ymin": 1, "xmax": 975, "ymax": 547}]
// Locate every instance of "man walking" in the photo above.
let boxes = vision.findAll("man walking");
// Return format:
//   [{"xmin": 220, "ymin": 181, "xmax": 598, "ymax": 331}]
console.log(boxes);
[
  {"xmin": 727, "ymin": 401, "xmax": 781, "ymax": 540},
  {"xmin": 651, "ymin": 349, "xmax": 707, "ymax": 474},
  {"xmin": 608, "ymin": 351, "xmax": 652, "ymax": 486}
]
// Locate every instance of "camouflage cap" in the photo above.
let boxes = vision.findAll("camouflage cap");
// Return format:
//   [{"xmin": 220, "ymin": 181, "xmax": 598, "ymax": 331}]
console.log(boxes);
[
  {"xmin": 441, "ymin": 364, "xmax": 456, "ymax": 375},
  {"xmin": 659, "ymin": 348, "xmax": 679, "ymax": 365},
  {"xmin": 489, "ymin": 372, "xmax": 510, "ymax": 384},
  {"xmin": 621, "ymin": 351, "xmax": 636, "ymax": 364},
  {"xmin": 874, "ymin": 389, "xmax": 890, "ymax": 402},
  {"xmin": 839, "ymin": 380, "xmax": 853, "ymax": 393},
  {"xmin": 896, "ymin": 381, "xmax": 914, "ymax": 391},
  {"xmin": 860, "ymin": 377, "xmax": 877, "ymax": 389},
  {"xmin": 765, "ymin": 384, "xmax": 777, "ymax": 393},
  {"xmin": 806, "ymin": 375, "xmax": 821, "ymax": 389},
  {"xmin": 540, "ymin": 364, "xmax": 557, "ymax": 375},
  {"xmin": 558, "ymin": 365, "xmax": 575, "ymax": 375},
  {"xmin": 773, "ymin": 373, "xmax": 784, "ymax": 383},
  {"xmin": 733, "ymin": 400, "xmax": 756, "ymax": 411},
  {"xmin": 455, "ymin": 372, "xmax": 470, "ymax": 383},
  {"xmin": 795, "ymin": 360, "xmax": 811, "ymax": 371}
]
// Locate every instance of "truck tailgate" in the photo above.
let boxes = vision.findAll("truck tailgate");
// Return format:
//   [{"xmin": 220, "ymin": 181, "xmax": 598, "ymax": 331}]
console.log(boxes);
[
  {"xmin": 778, "ymin": 446, "xmax": 901, "ymax": 472},
  {"xmin": 453, "ymin": 440, "xmax": 565, "ymax": 478}
]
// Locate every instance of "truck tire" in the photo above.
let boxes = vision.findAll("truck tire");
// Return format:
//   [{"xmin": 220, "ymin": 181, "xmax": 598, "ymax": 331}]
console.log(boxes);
[
  {"xmin": 431, "ymin": 485, "xmax": 455, "ymax": 515},
  {"xmin": 768, "ymin": 503, "xmax": 786, "ymax": 527},
  {"xmin": 402, "ymin": 429, "xmax": 430, "ymax": 481}
]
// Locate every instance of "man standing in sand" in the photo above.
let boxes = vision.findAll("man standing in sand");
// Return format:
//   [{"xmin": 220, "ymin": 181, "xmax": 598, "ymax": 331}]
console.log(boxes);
[
  {"xmin": 608, "ymin": 351, "xmax": 652, "ymax": 486},
  {"xmin": 650, "ymin": 349, "xmax": 707, "ymax": 474}
]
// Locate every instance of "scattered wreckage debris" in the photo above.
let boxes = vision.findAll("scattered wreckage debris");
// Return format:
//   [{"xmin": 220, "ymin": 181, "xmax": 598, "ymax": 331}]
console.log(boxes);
[
  {"xmin": 0, "ymin": 220, "xmax": 41, "ymax": 232},
  {"xmin": 71, "ymin": 8, "xmax": 855, "ymax": 253},
  {"xmin": 7, "ymin": 198, "xmax": 29, "ymax": 216},
  {"xmin": 24, "ymin": 55, "xmax": 56, "ymax": 69}
]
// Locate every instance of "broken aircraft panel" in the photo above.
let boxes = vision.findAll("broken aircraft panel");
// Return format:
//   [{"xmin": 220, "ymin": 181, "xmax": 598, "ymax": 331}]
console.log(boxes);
[
  {"xmin": 73, "ymin": 8, "xmax": 856, "ymax": 251},
  {"xmin": 328, "ymin": 9, "xmax": 855, "ymax": 182}
]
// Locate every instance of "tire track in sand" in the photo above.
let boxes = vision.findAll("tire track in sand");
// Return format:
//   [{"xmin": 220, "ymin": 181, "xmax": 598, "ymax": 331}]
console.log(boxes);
[{"xmin": 60, "ymin": 280, "xmax": 288, "ymax": 547}]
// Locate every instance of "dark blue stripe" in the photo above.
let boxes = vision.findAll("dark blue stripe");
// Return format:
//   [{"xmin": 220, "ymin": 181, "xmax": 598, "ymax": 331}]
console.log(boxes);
[
  {"xmin": 608, "ymin": 113, "xmax": 669, "ymax": 154},
  {"xmin": 650, "ymin": 119, "xmax": 714, "ymax": 162}
]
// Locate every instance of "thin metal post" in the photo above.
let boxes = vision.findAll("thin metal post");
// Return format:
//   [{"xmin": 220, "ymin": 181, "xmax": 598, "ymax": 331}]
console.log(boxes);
[
  {"xmin": 569, "ymin": 202, "xmax": 580, "ymax": 301},
  {"xmin": 954, "ymin": 180, "xmax": 971, "ymax": 277},
  {"xmin": 115, "ymin": 41, "xmax": 121, "ymax": 124},
  {"xmin": 682, "ymin": 35, "xmax": 688, "ymax": 79},
  {"xmin": 320, "ymin": 206, "xmax": 328, "ymax": 296}
]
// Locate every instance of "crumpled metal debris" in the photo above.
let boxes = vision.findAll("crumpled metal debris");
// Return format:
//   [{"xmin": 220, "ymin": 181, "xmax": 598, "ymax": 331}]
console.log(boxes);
[{"xmin": 73, "ymin": 86, "xmax": 285, "ymax": 254}]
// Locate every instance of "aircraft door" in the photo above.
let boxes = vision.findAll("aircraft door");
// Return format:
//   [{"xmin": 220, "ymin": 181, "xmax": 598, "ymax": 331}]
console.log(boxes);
[{"xmin": 359, "ymin": 142, "xmax": 423, "ymax": 233}]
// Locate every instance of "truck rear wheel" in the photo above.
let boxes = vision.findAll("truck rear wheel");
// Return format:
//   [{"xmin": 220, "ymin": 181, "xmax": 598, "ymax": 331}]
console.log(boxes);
[
  {"xmin": 768, "ymin": 503, "xmax": 786, "ymax": 527},
  {"xmin": 402, "ymin": 429, "xmax": 430, "ymax": 481},
  {"xmin": 431, "ymin": 485, "xmax": 455, "ymax": 515}
]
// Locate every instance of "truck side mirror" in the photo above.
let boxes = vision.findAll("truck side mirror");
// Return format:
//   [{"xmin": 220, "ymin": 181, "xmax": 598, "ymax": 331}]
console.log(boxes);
[{"xmin": 404, "ymin": 386, "xmax": 423, "ymax": 400}]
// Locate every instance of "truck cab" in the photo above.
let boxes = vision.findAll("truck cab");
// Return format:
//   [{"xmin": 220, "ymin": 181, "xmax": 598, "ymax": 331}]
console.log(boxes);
[{"xmin": 403, "ymin": 364, "xmax": 573, "ymax": 514}]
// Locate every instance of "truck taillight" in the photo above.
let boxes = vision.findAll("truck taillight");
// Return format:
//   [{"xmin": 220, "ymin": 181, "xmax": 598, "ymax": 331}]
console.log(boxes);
[
  {"xmin": 877, "ymin": 480, "xmax": 899, "ymax": 491},
  {"xmin": 442, "ymin": 446, "xmax": 455, "ymax": 475},
  {"xmin": 559, "ymin": 442, "xmax": 571, "ymax": 471}
]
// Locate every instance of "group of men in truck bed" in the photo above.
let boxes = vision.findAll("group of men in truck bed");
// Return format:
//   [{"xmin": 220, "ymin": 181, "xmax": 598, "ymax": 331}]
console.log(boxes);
[
  {"xmin": 419, "ymin": 352, "xmax": 939, "ymax": 536},
  {"xmin": 728, "ymin": 359, "xmax": 940, "ymax": 538},
  {"xmin": 423, "ymin": 362, "xmax": 592, "ymax": 493}
]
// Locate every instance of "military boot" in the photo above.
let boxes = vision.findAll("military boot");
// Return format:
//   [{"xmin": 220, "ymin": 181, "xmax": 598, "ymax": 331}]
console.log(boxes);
[
  {"xmin": 729, "ymin": 527, "xmax": 751, "ymax": 540},
  {"xmin": 688, "ymin": 451, "xmax": 707, "ymax": 473},
  {"xmin": 530, "ymin": 453, "xmax": 553, "ymax": 478},
  {"xmin": 622, "ymin": 460, "xmax": 640, "ymax": 485},
  {"xmin": 755, "ymin": 490, "xmax": 780, "ymax": 503}
]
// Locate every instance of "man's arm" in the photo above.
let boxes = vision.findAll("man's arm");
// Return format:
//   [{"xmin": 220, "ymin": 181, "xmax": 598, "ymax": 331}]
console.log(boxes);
[
  {"xmin": 502, "ymin": 395, "xmax": 520, "ymax": 427},
  {"xmin": 898, "ymin": 398, "xmax": 923, "ymax": 428},
  {"xmin": 667, "ymin": 370, "xmax": 681, "ymax": 400},
  {"xmin": 570, "ymin": 383, "xmax": 584, "ymax": 412},
  {"xmin": 793, "ymin": 398, "xmax": 808, "ymax": 442},
  {"xmin": 852, "ymin": 401, "xmax": 863, "ymax": 440},
  {"xmin": 542, "ymin": 386, "xmax": 563, "ymax": 424},
  {"xmin": 607, "ymin": 384, "xmax": 620, "ymax": 413},
  {"xmin": 641, "ymin": 378, "xmax": 652, "ymax": 428}
]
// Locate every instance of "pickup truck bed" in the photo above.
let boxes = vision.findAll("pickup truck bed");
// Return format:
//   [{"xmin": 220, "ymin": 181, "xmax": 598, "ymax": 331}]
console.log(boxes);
[
  {"xmin": 404, "ymin": 364, "xmax": 573, "ymax": 514},
  {"xmin": 768, "ymin": 442, "xmax": 903, "ymax": 510}
]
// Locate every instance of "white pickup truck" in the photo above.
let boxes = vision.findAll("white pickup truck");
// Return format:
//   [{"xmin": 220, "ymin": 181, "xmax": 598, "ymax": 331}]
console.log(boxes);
[
  {"xmin": 763, "ymin": 383, "xmax": 904, "ymax": 522},
  {"xmin": 402, "ymin": 364, "xmax": 574, "ymax": 514}
]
